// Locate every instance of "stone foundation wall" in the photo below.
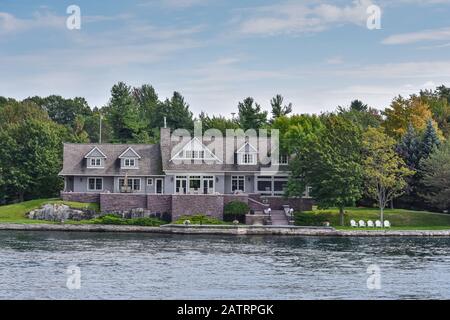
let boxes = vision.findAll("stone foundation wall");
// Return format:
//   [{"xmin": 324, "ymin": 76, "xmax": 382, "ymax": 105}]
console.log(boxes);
[
  {"xmin": 60, "ymin": 192, "xmax": 100, "ymax": 203},
  {"xmin": 60, "ymin": 192, "xmax": 313, "ymax": 219},
  {"xmin": 147, "ymin": 195, "xmax": 172, "ymax": 214},
  {"xmin": 171, "ymin": 195, "xmax": 224, "ymax": 221},
  {"xmin": 100, "ymin": 193, "xmax": 147, "ymax": 213}
]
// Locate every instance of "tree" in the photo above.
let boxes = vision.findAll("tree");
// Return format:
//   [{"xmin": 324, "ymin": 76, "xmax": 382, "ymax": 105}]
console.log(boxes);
[
  {"xmin": 0, "ymin": 102, "xmax": 72, "ymax": 202},
  {"xmin": 337, "ymin": 100, "xmax": 382, "ymax": 130},
  {"xmin": 383, "ymin": 95, "xmax": 437, "ymax": 139},
  {"xmin": 237, "ymin": 97, "xmax": 268, "ymax": 130},
  {"xmin": 24, "ymin": 95, "xmax": 92, "ymax": 128},
  {"xmin": 287, "ymin": 114, "xmax": 363, "ymax": 225},
  {"xmin": 104, "ymin": 82, "xmax": 148, "ymax": 143},
  {"xmin": 362, "ymin": 127, "xmax": 414, "ymax": 222},
  {"xmin": 132, "ymin": 84, "xmax": 160, "ymax": 138},
  {"xmin": 421, "ymin": 119, "xmax": 441, "ymax": 159},
  {"xmin": 396, "ymin": 123, "xmax": 421, "ymax": 170},
  {"xmin": 153, "ymin": 92, "xmax": 194, "ymax": 131},
  {"xmin": 198, "ymin": 112, "xmax": 239, "ymax": 133},
  {"xmin": 270, "ymin": 94, "xmax": 292, "ymax": 120},
  {"xmin": 420, "ymin": 139, "xmax": 450, "ymax": 211}
]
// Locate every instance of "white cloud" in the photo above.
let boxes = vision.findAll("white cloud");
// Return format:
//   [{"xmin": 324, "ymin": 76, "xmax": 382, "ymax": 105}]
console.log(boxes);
[
  {"xmin": 235, "ymin": 0, "xmax": 375, "ymax": 36},
  {"xmin": 382, "ymin": 27, "xmax": 450, "ymax": 45},
  {"xmin": 0, "ymin": 11, "xmax": 64, "ymax": 35}
]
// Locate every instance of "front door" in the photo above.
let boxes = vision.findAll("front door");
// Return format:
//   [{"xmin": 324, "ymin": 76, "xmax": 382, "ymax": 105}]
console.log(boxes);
[
  {"xmin": 202, "ymin": 176, "xmax": 214, "ymax": 194},
  {"xmin": 156, "ymin": 178, "xmax": 164, "ymax": 194}
]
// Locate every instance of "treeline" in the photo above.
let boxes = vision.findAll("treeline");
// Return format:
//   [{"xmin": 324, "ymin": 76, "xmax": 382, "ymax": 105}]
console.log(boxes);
[{"xmin": 0, "ymin": 82, "xmax": 449, "ymax": 217}]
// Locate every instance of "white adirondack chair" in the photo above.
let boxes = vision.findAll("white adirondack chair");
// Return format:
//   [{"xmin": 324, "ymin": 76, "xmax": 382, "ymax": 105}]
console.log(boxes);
[
  {"xmin": 350, "ymin": 220, "xmax": 358, "ymax": 228},
  {"xmin": 375, "ymin": 220, "xmax": 382, "ymax": 228},
  {"xmin": 384, "ymin": 220, "xmax": 391, "ymax": 228},
  {"xmin": 367, "ymin": 220, "xmax": 374, "ymax": 228},
  {"xmin": 358, "ymin": 220, "xmax": 366, "ymax": 228}
]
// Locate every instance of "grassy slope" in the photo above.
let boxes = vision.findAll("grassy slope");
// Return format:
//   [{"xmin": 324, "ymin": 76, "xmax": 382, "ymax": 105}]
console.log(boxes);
[
  {"xmin": 0, "ymin": 199, "xmax": 99, "ymax": 224},
  {"xmin": 301, "ymin": 207, "xmax": 450, "ymax": 230}
]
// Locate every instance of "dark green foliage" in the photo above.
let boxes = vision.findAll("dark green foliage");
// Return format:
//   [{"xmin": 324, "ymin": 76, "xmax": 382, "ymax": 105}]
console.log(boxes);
[
  {"xmin": 420, "ymin": 140, "xmax": 450, "ymax": 211},
  {"xmin": 421, "ymin": 119, "xmax": 441, "ymax": 159},
  {"xmin": 154, "ymin": 92, "xmax": 194, "ymax": 131},
  {"xmin": 270, "ymin": 94, "xmax": 292, "ymax": 120},
  {"xmin": 237, "ymin": 97, "xmax": 268, "ymax": 130},
  {"xmin": 174, "ymin": 214, "xmax": 227, "ymax": 225},
  {"xmin": 91, "ymin": 214, "xmax": 163, "ymax": 226},
  {"xmin": 337, "ymin": 100, "xmax": 382, "ymax": 130},
  {"xmin": 397, "ymin": 123, "xmax": 421, "ymax": 170},
  {"xmin": 294, "ymin": 212, "xmax": 330, "ymax": 226},
  {"xmin": 223, "ymin": 201, "xmax": 249, "ymax": 217},
  {"xmin": 287, "ymin": 114, "xmax": 363, "ymax": 225}
]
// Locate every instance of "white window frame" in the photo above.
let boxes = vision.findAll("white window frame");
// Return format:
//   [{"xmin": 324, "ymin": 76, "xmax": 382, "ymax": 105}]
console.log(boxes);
[
  {"xmin": 87, "ymin": 177, "xmax": 103, "ymax": 191},
  {"xmin": 122, "ymin": 158, "xmax": 138, "ymax": 169},
  {"xmin": 118, "ymin": 178, "xmax": 141, "ymax": 192},
  {"xmin": 87, "ymin": 157, "xmax": 104, "ymax": 168},
  {"xmin": 279, "ymin": 154, "xmax": 289, "ymax": 165},
  {"xmin": 147, "ymin": 178, "xmax": 153, "ymax": 186},
  {"xmin": 240, "ymin": 153, "xmax": 256, "ymax": 165},
  {"xmin": 231, "ymin": 176, "xmax": 245, "ymax": 193}
]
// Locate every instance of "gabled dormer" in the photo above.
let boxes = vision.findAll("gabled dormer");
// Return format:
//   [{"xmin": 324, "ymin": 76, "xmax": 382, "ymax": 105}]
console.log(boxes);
[
  {"xmin": 170, "ymin": 137, "xmax": 222, "ymax": 162},
  {"xmin": 119, "ymin": 147, "xmax": 141, "ymax": 169},
  {"xmin": 236, "ymin": 142, "xmax": 257, "ymax": 165},
  {"xmin": 85, "ymin": 147, "xmax": 107, "ymax": 168}
]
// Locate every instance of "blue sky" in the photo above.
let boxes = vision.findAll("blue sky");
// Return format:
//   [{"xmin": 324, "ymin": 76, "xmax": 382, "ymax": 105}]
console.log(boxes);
[{"xmin": 1, "ymin": 0, "xmax": 450, "ymax": 116}]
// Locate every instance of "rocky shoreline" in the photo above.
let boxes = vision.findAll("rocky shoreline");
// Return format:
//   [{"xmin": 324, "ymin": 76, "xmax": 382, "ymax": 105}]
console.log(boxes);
[{"xmin": 0, "ymin": 223, "xmax": 450, "ymax": 237}]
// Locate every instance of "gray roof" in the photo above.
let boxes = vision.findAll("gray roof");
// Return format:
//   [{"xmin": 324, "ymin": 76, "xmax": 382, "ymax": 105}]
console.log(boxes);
[
  {"xmin": 160, "ymin": 128, "xmax": 289, "ymax": 173},
  {"xmin": 59, "ymin": 143, "xmax": 162, "ymax": 176}
]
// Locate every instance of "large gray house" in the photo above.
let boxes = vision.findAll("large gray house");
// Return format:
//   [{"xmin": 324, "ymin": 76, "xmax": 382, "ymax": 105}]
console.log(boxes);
[{"xmin": 60, "ymin": 128, "xmax": 312, "ymax": 221}]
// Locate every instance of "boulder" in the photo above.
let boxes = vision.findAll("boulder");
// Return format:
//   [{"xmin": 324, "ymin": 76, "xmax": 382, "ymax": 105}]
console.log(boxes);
[{"xmin": 28, "ymin": 204, "xmax": 95, "ymax": 221}]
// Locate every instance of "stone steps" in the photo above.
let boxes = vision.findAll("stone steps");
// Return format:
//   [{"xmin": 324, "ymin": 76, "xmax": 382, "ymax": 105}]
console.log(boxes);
[{"xmin": 269, "ymin": 210, "xmax": 290, "ymax": 226}]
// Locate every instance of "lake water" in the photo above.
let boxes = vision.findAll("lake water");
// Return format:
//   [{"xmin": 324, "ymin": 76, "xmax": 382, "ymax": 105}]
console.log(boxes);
[{"xmin": 0, "ymin": 231, "xmax": 449, "ymax": 299}]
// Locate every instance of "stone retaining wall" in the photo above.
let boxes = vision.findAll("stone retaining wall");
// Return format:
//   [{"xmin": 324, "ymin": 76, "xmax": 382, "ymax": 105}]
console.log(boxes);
[
  {"xmin": 60, "ymin": 192, "xmax": 100, "ymax": 203},
  {"xmin": 171, "ymin": 195, "xmax": 224, "ymax": 221},
  {"xmin": 100, "ymin": 193, "xmax": 147, "ymax": 213},
  {"xmin": 147, "ymin": 195, "xmax": 172, "ymax": 214}
]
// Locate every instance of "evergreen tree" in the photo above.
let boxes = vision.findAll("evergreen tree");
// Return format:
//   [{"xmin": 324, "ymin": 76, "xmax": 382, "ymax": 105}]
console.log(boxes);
[
  {"xmin": 396, "ymin": 123, "xmax": 421, "ymax": 170},
  {"xmin": 421, "ymin": 119, "xmax": 441, "ymax": 159},
  {"xmin": 154, "ymin": 92, "xmax": 194, "ymax": 130},
  {"xmin": 238, "ymin": 97, "xmax": 268, "ymax": 130},
  {"xmin": 104, "ymin": 82, "xmax": 148, "ymax": 143},
  {"xmin": 270, "ymin": 94, "xmax": 292, "ymax": 120}
]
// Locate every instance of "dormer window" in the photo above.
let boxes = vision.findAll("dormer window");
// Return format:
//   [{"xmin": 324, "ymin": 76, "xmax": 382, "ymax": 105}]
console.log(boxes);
[
  {"xmin": 119, "ymin": 147, "xmax": 141, "ymax": 169},
  {"xmin": 89, "ymin": 158, "xmax": 103, "ymax": 167},
  {"xmin": 124, "ymin": 158, "xmax": 136, "ymax": 167},
  {"xmin": 85, "ymin": 147, "xmax": 107, "ymax": 169},
  {"xmin": 236, "ymin": 142, "xmax": 257, "ymax": 165}
]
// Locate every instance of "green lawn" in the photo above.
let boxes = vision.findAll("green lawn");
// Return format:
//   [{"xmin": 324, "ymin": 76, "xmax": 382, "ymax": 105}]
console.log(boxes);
[
  {"xmin": 0, "ymin": 198, "xmax": 99, "ymax": 224},
  {"xmin": 297, "ymin": 207, "xmax": 450, "ymax": 230}
]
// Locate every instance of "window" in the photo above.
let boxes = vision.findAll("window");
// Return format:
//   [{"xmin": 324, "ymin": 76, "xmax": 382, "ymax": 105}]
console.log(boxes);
[
  {"xmin": 189, "ymin": 176, "xmax": 201, "ymax": 191},
  {"xmin": 88, "ymin": 178, "xmax": 103, "ymax": 191},
  {"xmin": 119, "ymin": 178, "xmax": 141, "ymax": 192},
  {"xmin": 279, "ymin": 155, "xmax": 289, "ymax": 165},
  {"xmin": 123, "ymin": 158, "xmax": 136, "ymax": 167},
  {"xmin": 87, "ymin": 158, "xmax": 103, "ymax": 168},
  {"xmin": 241, "ymin": 153, "xmax": 256, "ymax": 165},
  {"xmin": 147, "ymin": 178, "xmax": 153, "ymax": 186},
  {"xmin": 231, "ymin": 176, "xmax": 245, "ymax": 192}
]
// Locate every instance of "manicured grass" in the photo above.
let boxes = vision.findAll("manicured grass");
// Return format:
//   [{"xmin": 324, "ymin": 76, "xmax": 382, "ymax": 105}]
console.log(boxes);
[
  {"xmin": 297, "ymin": 207, "xmax": 450, "ymax": 229},
  {"xmin": 0, "ymin": 198, "xmax": 99, "ymax": 224}
]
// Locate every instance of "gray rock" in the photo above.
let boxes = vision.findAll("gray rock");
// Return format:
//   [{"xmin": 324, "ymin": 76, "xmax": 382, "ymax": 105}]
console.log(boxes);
[{"xmin": 28, "ymin": 204, "xmax": 95, "ymax": 221}]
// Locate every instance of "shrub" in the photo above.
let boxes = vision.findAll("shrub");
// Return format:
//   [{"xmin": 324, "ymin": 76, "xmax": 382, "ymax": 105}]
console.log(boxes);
[
  {"xmin": 294, "ymin": 212, "xmax": 330, "ymax": 226},
  {"xmin": 223, "ymin": 201, "xmax": 249, "ymax": 221},
  {"xmin": 91, "ymin": 214, "xmax": 163, "ymax": 226},
  {"xmin": 174, "ymin": 214, "xmax": 227, "ymax": 225}
]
